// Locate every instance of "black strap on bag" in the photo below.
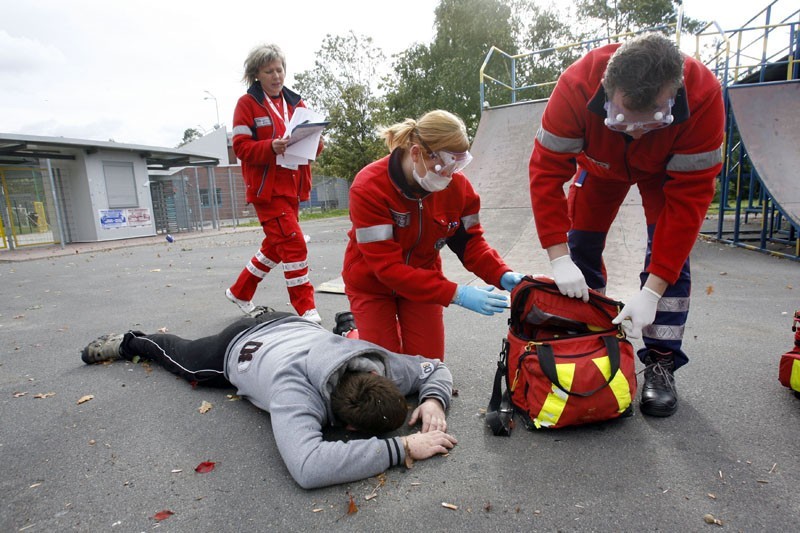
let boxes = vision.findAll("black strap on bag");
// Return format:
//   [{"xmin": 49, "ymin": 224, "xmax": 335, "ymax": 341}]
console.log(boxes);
[
  {"xmin": 537, "ymin": 336, "xmax": 621, "ymax": 397},
  {"xmin": 486, "ymin": 340, "xmax": 514, "ymax": 436}
]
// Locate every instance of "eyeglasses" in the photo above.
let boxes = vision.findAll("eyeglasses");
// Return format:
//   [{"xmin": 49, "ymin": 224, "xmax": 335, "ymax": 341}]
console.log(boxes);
[
  {"xmin": 604, "ymin": 98, "xmax": 675, "ymax": 133},
  {"xmin": 415, "ymin": 133, "xmax": 473, "ymax": 176}
]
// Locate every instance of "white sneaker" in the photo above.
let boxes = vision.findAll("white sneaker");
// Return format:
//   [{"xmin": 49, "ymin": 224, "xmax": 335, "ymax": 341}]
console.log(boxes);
[
  {"xmin": 226, "ymin": 288, "xmax": 256, "ymax": 315},
  {"xmin": 301, "ymin": 309, "xmax": 322, "ymax": 324}
]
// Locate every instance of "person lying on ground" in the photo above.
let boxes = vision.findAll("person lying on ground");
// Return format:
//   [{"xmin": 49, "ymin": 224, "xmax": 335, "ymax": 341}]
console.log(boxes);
[{"xmin": 80, "ymin": 309, "xmax": 457, "ymax": 489}]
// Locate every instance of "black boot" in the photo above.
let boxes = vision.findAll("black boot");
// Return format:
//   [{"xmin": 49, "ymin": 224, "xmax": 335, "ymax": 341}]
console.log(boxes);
[
  {"xmin": 640, "ymin": 349, "xmax": 678, "ymax": 417},
  {"xmin": 333, "ymin": 311, "xmax": 356, "ymax": 336}
]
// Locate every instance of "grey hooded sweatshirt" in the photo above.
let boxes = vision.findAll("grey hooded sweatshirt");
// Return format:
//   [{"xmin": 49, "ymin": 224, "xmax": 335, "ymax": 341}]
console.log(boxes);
[{"xmin": 225, "ymin": 316, "xmax": 452, "ymax": 489}]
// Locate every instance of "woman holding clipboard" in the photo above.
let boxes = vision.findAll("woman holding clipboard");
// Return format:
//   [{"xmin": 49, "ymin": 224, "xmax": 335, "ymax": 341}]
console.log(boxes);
[{"xmin": 227, "ymin": 43, "xmax": 324, "ymax": 323}]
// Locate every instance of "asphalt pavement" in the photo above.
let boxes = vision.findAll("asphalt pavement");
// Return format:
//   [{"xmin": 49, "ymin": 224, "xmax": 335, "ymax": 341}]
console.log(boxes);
[{"xmin": 1, "ymin": 216, "xmax": 798, "ymax": 532}]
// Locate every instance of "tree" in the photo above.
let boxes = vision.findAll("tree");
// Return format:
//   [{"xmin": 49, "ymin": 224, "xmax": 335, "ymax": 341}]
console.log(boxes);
[
  {"xmin": 178, "ymin": 128, "xmax": 202, "ymax": 147},
  {"xmin": 385, "ymin": 0, "xmax": 518, "ymax": 137},
  {"xmin": 293, "ymin": 32, "xmax": 388, "ymax": 181},
  {"xmin": 575, "ymin": 0, "xmax": 704, "ymax": 40}
]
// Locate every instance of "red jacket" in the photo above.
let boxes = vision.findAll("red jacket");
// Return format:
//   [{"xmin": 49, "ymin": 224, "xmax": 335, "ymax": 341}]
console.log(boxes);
[
  {"xmin": 529, "ymin": 43, "xmax": 724, "ymax": 284},
  {"xmin": 231, "ymin": 83, "xmax": 318, "ymax": 204},
  {"xmin": 343, "ymin": 150, "xmax": 510, "ymax": 306}
]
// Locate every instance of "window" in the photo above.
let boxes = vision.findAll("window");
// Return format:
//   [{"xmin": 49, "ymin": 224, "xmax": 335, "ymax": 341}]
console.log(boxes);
[
  {"xmin": 200, "ymin": 187, "xmax": 223, "ymax": 207},
  {"xmin": 103, "ymin": 162, "xmax": 138, "ymax": 208}
]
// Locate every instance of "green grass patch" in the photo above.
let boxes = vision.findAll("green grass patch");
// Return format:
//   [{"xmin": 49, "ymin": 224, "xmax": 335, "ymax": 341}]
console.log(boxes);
[{"xmin": 300, "ymin": 208, "xmax": 349, "ymax": 221}]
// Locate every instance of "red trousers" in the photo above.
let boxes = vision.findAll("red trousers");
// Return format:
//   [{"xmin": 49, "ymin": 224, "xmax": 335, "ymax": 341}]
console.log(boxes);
[
  {"xmin": 346, "ymin": 289, "xmax": 445, "ymax": 360},
  {"xmin": 229, "ymin": 197, "xmax": 316, "ymax": 315}
]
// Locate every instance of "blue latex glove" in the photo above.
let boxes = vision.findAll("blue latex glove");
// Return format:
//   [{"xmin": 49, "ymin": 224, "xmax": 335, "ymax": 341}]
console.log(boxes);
[
  {"xmin": 500, "ymin": 271, "xmax": 524, "ymax": 292},
  {"xmin": 453, "ymin": 286, "xmax": 509, "ymax": 316}
]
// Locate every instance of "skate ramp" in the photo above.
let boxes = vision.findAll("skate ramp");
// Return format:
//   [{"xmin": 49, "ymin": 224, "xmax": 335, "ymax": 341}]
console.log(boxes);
[
  {"xmin": 727, "ymin": 81, "xmax": 800, "ymax": 227},
  {"xmin": 461, "ymin": 101, "xmax": 647, "ymax": 299},
  {"xmin": 319, "ymin": 100, "xmax": 648, "ymax": 299}
]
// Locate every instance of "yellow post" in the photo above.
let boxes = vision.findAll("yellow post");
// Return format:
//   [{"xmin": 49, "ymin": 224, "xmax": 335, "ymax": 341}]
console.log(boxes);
[{"xmin": 33, "ymin": 201, "xmax": 49, "ymax": 232}]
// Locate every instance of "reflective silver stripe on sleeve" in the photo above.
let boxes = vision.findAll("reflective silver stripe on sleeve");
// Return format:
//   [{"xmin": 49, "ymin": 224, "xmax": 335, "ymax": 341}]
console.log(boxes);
[
  {"xmin": 461, "ymin": 213, "xmax": 480, "ymax": 230},
  {"xmin": 536, "ymin": 127, "xmax": 583, "ymax": 154},
  {"xmin": 667, "ymin": 146, "xmax": 723, "ymax": 172},
  {"xmin": 356, "ymin": 224, "xmax": 393, "ymax": 244},
  {"xmin": 657, "ymin": 297, "xmax": 690, "ymax": 313},
  {"xmin": 642, "ymin": 324, "xmax": 685, "ymax": 341},
  {"xmin": 232, "ymin": 125, "xmax": 254, "ymax": 137}
]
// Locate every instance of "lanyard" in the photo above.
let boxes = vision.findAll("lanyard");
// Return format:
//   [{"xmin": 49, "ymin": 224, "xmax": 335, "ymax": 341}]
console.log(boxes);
[{"xmin": 265, "ymin": 92, "xmax": 290, "ymax": 130}]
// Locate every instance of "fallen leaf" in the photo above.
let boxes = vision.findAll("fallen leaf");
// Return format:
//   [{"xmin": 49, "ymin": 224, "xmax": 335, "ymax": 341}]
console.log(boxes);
[
  {"xmin": 171, "ymin": 469, "xmax": 182, "ymax": 473},
  {"xmin": 365, "ymin": 474, "xmax": 386, "ymax": 500},
  {"xmin": 442, "ymin": 502, "xmax": 458, "ymax": 511},
  {"xmin": 452, "ymin": 388, "xmax": 459, "ymax": 397},
  {"xmin": 347, "ymin": 492, "xmax": 358, "ymax": 514},
  {"xmin": 226, "ymin": 394, "xmax": 241, "ymax": 401},
  {"xmin": 706, "ymin": 285, "xmax": 714, "ymax": 295},
  {"xmin": 13, "ymin": 392, "xmax": 27, "ymax": 398},
  {"xmin": 484, "ymin": 501, "xmax": 492, "ymax": 512},
  {"xmin": 157, "ymin": 327, "xmax": 168, "ymax": 333},
  {"xmin": 33, "ymin": 392, "xmax": 55, "ymax": 399},
  {"xmin": 198, "ymin": 401, "xmax": 213, "ymax": 414},
  {"xmin": 703, "ymin": 513, "xmax": 723, "ymax": 526},
  {"xmin": 77, "ymin": 394, "xmax": 95, "ymax": 404},
  {"xmin": 312, "ymin": 508, "xmax": 323, "ymax": 513},
  {"xmin": 150, "ymin": 269, "xmax": 161, "ymax": 272},
  {"xmin": 195, "ymin": 461, "xmax": 215, "ymax": 473},
  {"xmin": 131, "ymin": 356, "xmax": 140, "ymax": 364},
  {"xmin": 152, "ymin": 510, "xmax": 174, "ymax": 521},
  {"xmin": 707, "ymin": 493, "xmax": 716, "ymax": 499},
  {"xmin": 29, "ymin": 482, "xmax": 42, "ymax": 488},
  {"xmin": 88, "ymin": 439, "xmax": 96, "ymax": 445}
]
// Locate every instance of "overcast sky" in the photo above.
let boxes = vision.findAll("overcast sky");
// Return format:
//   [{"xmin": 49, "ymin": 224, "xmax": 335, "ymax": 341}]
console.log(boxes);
[{"xmin": 0, "ymin": 0, "xmax": 781, "ymax": 149}]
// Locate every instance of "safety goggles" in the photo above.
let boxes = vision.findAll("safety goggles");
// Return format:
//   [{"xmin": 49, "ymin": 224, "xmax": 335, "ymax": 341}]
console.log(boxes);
[
  {"xmin": 603, "ymin": 98, "xmax": 675, "ymax": 133},
  {"xmin": 432, "ymin": 150, "xmax": 473, "ymax": 176},
  {"xmin": 416, "ymin": 134, "xmax": 473, "ymax": 176}
]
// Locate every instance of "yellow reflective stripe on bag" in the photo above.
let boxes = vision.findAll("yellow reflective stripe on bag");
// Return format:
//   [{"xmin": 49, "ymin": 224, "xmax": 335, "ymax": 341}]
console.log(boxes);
[
  {"xmin": 791, "ymin": 359, "xmax": 800, "ymax": 391},
  {"xmin": 592, "ymin": 355, "xmax": 632, "ymax": 413},
  {"xmin": 534, "ymin": 363, "xmax": 575, "ymax": 428}
]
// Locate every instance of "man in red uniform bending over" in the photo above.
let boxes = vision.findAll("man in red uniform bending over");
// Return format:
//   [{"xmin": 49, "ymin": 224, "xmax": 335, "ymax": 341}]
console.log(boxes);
[{"xmin": 529, "ymin": 33, "xmax": 724, "ymax": 417}]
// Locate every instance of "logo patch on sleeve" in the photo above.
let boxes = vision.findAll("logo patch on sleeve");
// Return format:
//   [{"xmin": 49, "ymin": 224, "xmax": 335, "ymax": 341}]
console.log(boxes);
[
  {"xmin": 419, "ymin": 361, "xmax": 435, "ymax": 379},
  {"xmin": 255, "ymin": 116, "xmax": 272, "ymax": 127},
  {"xmin": 390, "ymin": 209, "xmax": 411, "ymax": 228}
]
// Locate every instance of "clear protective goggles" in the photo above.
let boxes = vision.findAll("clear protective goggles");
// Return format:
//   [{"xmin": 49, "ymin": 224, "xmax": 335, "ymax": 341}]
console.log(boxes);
[
  {"xmin": 431, "ymin": 150, "xmax": 473, "ymax": 176},
  {"xmin": 603, "ymin": 98, "xmax": 675, "ymax": 133}
]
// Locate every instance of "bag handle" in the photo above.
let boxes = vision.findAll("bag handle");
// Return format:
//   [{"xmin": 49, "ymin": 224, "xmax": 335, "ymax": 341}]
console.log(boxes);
[
  {"xmin": 486, "ymin": 339, "xmax": 514, "ymax": 436},
  {"xmin": 537, "ymin": 336, "xmax": 620, "ymax": 397}
]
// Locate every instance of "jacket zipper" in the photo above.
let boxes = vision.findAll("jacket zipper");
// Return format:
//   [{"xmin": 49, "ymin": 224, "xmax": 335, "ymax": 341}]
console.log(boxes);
[
  {"xmin": 623, "ymin": 136, "xmax": 633, "ymax": 182},
  {"xmin": 254, "ymin": 98, "xmax": 278, "ymax": 197},
  {"xmin": 405, "ymin": 198, "xmax": 424, "ymax": 265}
]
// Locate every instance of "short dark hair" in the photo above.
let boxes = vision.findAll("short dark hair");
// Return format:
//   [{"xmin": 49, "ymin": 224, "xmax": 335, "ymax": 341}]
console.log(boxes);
[
  {"xmin": 602, "ymin": 33, "xmax": 684, "ymax": 112},
  {"xmin": 331, "ymin": 372, "xmax": 408, "ymax": 434}
]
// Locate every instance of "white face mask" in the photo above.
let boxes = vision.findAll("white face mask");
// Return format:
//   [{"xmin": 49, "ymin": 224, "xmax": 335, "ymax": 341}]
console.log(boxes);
[{"xmin": 412, "ymin": 164, "xmax": 452, "ymax": 192}]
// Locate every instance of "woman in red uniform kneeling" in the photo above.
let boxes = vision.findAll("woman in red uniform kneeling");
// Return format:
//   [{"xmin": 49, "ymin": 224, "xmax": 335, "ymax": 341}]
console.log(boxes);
[{"xmin": 342, "ymin": 110, "xmax": 523, "ymax": 360}]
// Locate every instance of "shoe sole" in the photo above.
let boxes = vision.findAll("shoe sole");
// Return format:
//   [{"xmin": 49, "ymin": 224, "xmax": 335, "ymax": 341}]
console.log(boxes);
[
  {"xmin": 225, "ymin": 289, "xmax": 255, "ymax": 315},
  {"xmin": 639, "ymin": 402, "xmax": 678, "ymax": 417}
]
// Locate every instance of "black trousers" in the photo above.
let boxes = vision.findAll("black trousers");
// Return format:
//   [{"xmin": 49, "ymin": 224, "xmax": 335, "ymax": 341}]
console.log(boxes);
[{"xmin": 120, "ymin": 311, "xmax": 293, "ymax": 387}]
